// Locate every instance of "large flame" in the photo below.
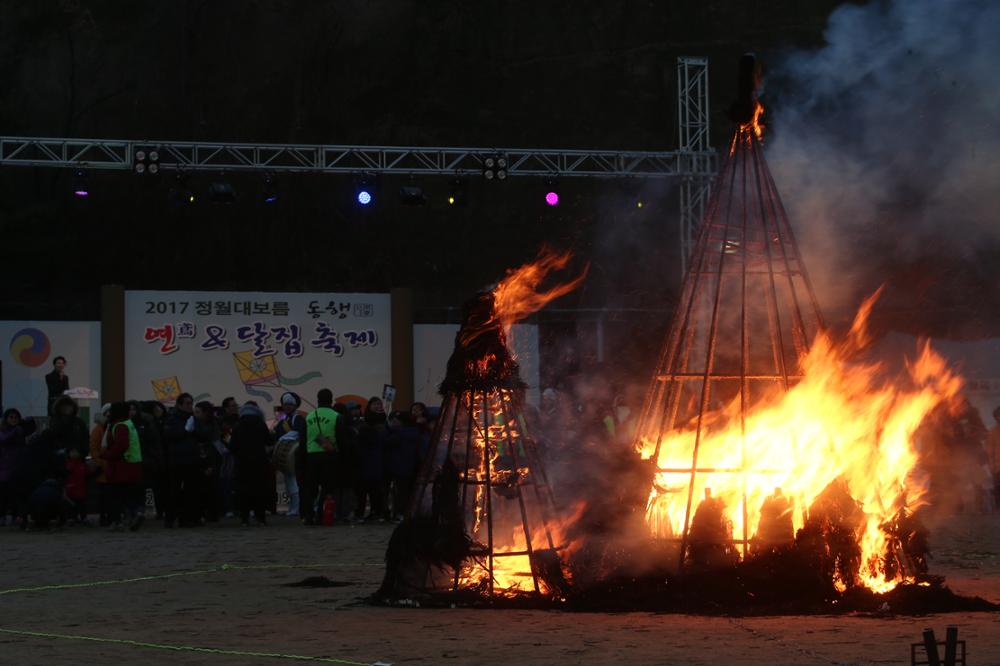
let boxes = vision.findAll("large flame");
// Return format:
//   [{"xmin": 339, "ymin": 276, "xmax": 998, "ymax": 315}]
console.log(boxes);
[
  {"xmin": 457, "ymin": 247, "xmax": 587, "ymax": 352},
  {"xmin": 744, "ymin": 99, "xmax": 764, "ymax": 141},
  {"xmin": 731, "ymin": 99, "xmax": 765, "ymax": 156},
  {"xmin": 455, "ymin": 388, "xmax": 583, "ymax": 597},
  {"xmin": 639, "ymin": 290, "xmax": 963, "ymax": 593},
  {"xmin": 447, "ymin": 247, "xmax": 587, "ymax": 598},
  {"xmin": 492, "ymin": 247, "xmax": 589, "ymax": 339}
]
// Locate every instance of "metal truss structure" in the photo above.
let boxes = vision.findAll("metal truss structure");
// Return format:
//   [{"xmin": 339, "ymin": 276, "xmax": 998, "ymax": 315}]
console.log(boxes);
[
  {"xmin": 0, "ymin": 58, "xmax": 716, "ymax": 259},
  {"xmin": 0, "ymin": 137, "xmax": 716, "ymax": 179},
  {"xmin": 677, "ymin": 57, "xmax": 714, "ymax": 275},
  {"xmin": 636, "ymin": 115, "xmax": 824, "ymax": 570}
]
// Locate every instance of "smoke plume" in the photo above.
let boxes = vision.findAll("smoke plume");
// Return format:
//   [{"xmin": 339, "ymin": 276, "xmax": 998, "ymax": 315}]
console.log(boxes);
[{"xmin": 767, "ymin": 0, "xmax": 1000, "ymax": 323}]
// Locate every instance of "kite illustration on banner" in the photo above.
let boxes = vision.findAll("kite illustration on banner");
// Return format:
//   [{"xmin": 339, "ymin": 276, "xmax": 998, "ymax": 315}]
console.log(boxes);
[
  {"xmin": 232, "ymin": 351, "xmax": 322, "ymax": 402},
  {"xmin": 151, "ymin": 376, "xmax": 182, "ymax": 403}
]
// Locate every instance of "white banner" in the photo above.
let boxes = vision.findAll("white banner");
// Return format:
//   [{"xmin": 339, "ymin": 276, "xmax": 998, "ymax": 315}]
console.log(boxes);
[
  {"xmin": 1, "ymin": 321, "xmax": 101, "ymax": 418},
  {"xmin": 124, "ymin": 291, "xmax": 391, "ymax": 410}
]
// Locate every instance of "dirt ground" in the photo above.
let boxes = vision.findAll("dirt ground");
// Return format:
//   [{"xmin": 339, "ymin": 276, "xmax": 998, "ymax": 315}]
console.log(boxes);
[{"xmin": 1, "ymin": 513, "xmax": 998, "ymax": 666}]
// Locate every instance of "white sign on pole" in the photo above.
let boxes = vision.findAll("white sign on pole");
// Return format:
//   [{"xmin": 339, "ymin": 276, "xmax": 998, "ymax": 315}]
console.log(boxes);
[
  {"xmin": 124, "ymin": 291, "xmax": 391, "ymax": 410},
  {"xmin": 1, "ymin": 321, "xmax": 101, "ymax": 418}
]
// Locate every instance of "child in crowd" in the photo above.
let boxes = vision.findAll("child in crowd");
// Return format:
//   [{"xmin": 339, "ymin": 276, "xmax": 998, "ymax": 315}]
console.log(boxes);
[{"xmin": 64, "ymin": 448, "xmax": 89, "ymax": 524}]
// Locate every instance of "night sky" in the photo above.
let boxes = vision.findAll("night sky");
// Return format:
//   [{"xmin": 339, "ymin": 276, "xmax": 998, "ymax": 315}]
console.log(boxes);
[{"xmin": 1, "ymin": 1, "xmax": 995, "ymax": 348}]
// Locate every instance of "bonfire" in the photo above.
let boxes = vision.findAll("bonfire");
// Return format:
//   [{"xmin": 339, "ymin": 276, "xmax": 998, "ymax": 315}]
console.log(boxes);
[
  {"xmin": 379, "ymin": 248, "xmax": 587, "ymax": 601},
  {"xmin": 635, "ymin": 53, "xmax": 963, "ymax": 598}
]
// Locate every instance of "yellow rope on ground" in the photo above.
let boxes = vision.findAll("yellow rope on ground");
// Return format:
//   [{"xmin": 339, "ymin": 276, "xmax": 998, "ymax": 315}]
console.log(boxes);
[
  {"xmin": 0, "ymin": 568, "xmax": 220, "ymax": 595},
  {"xmin": 0, "ymin": 563, "xmax": 388, "ymax": 664},
  {"xmin": 0, "ymin": 628, "xmax": 372, "ymax": 665}
]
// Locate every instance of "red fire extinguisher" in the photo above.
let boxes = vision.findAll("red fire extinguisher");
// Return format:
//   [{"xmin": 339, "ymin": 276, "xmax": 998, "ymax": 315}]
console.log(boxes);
[{"xmin": 321, "ymin": 495, "xmax": 336, "ymax": 526}]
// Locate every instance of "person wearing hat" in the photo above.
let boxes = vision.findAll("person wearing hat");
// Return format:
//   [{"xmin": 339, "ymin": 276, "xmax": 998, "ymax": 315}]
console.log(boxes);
[
  {"xmin": 228, "ymin": 401, "xmax": 272, "ymax": 526},
  {"xmin": 272, "ymin": 391, "xmax": 306, "ymax": 518}
]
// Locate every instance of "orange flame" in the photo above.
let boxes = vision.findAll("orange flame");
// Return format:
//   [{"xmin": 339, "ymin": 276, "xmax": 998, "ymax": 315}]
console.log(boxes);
[
  {"xmin": 639, "ymin": 290, "xmax": 963, "ymax": 593},
  {"xmin": 453, "ymin": 250, "xmax": 586, "ymax": 597},
  {"xmin": 460, "ymin": 500, "xmax": 587, "ymax": 597},
  {"xmin": 455, "ymin": 387, "xmax": 585, "ymax": 598},
  {"xmin": 743, "ymin": 99, "xmax": 764, "ymax": 141},
  {"xmin": 492, "ymin": 247, "xmax": 589, "ymax": 338}
]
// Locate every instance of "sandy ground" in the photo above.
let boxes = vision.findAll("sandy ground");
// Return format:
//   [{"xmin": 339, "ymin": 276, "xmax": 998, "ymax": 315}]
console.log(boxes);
[{"xmin": 1, "ymin": 514, "xmax": 998, "ymax": 666}]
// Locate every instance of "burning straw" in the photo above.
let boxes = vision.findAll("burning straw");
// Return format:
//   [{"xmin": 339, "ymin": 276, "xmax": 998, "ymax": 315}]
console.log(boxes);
[{"xmin": 378, "ymin": 248, "xmax": 587, "ymax": 603}]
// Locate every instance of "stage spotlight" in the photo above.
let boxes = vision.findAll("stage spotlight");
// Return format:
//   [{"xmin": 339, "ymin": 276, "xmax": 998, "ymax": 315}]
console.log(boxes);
[
  {"xmin": 636, "ymin": 200, "xmax": 644, "ymax": 209},
  {"xmin": 169, "ymin": 173, "xmax": 197, "ymax": 205},
  {"xmin": 209, "ymin": 180, "xmax": 236, "ymax": 204},
  {"xmin": 399, "ymin": 184, "xmax": 427, "ymax": 206},
  {"xmin": 72, "ymin": 169, "xmax": 89, "ymax": 198},
  {"xmin": 262, "ymin": 174, "xmax": 278, "ymax": 204},
  {"xmin": 482, "ymin": 153, "xmax": 508, "ymax": 181},
  {"xmin": 134, "ymin": 147, "xmax": 160, "ymax": 175},
  {"xmin": 448, "ymin": 178, "xmax": 466, "ymax": 206},
  {"xmin": 355, "ymin": 177, "xmax": 375, "ymax": 206},
  {"xmin": 544, "ymin": 180, "xmax": 559, "ymax": 206}
]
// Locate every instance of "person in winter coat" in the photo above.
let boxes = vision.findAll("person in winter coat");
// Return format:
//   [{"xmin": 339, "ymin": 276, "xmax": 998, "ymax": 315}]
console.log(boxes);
[
  {"xmin": 386, "ymin": 412, "xmax": 422, "ymax": 521},
  {"xmin": 0, "ymin": 409, "xmax": 27, "ymax": 524},
  {"xmin": 272, "ymin": 392, "xmax": 307, "ymax": 518},
  {"xmin": 28, "ymin": 479, "xmax": 69, "ymax": 529},
  {"xmin": 163, "ymin": 393, "xmax": 200, "ymax": 527},
  {"xmin": 218, "ymin": 412, "xmax": 238, "ymax": 518},
  {"xmin": 355, "ymin": 401, "xmax": 387, "ymax": 521},
  {"xmin": 332, "ymin": 402, "xmax": 358, "ymax": 522},
  {"xmin": 409, "ymin": 402, "xmax": 431, "ymax": 437},
  {"xmin": 64, "ymin": 447, "xmax": 89, "ymax": 524},
  {"xmin": 89, "ymin": 404, "xmax": 112, "ymax": 525},
  {"xmin": 128, "ymin": 401, "xmax": 162, "ymax": 519},
  {"xmin": 10, "ymin": 418, "xmax": 55, "ymax": 529},
  {"xmin": 102, "ymin": 401, "xmax": 144, "ymax": 531},
  {"xmin": 46, "ymin": 396, "xmax": 89, "ymax": 459},
  {"xmin": 192, "ymin": 401, "xmax": 222, "ymax": 522},
  {"xmin": 139, "ymin": 401, "xmax": 168, "ymax": 519},
  {"xmin": 228, "ymin": 402, "xmax": 271, "ymax": 525}
]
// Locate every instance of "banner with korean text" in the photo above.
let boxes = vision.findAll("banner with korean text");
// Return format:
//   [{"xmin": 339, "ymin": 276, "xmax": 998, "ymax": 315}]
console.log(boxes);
[{"xmin": 124, "ymin": 291, "xmax": 391, "ymax": 410}]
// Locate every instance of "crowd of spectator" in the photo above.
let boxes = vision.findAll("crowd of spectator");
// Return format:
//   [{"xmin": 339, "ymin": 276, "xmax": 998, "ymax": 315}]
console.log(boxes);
[
  {"xmin": 0, "ymin": 389, "xmax": 431, "ymax": 531},
  {"xmin": 3, "ymin": 367, "xmax": 997, "ymax": 533}
]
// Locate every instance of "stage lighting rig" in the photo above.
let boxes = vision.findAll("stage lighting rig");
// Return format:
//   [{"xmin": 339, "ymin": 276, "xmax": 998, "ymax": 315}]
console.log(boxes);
[
  {"xmin": 134, "ymin": 147, "xmax": 160, "ymax": 175},
  {"xmin": 482, "ymin": 154, "xmax": 507, "ymax": 181}
]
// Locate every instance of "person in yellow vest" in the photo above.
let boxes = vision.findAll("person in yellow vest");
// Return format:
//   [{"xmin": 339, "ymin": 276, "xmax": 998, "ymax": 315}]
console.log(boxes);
[
  {"xmin": 301, "ymin": 389, "xmax": 339, "ymax": 525},
  {"xmin": 102, "ymin": 401, "xmax": 144, "ymax": 531}
]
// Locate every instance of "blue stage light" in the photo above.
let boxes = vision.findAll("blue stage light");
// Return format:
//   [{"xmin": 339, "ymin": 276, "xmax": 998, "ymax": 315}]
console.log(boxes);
[{"xmin": 357, "ymin": 190, "xmax": 373, "ymax": 205}]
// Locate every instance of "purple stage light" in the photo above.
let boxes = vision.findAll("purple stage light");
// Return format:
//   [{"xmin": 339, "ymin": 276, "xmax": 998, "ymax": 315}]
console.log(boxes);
[{"xmin": 545, "ymin": 191, "xmax": 559, "ymax": 206}]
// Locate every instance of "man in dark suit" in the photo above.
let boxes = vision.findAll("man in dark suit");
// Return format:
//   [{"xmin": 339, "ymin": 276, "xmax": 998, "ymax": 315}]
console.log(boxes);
[{"xmin": 45, "ymin": 356, "xmax": 69, "ymax": 416}]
